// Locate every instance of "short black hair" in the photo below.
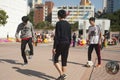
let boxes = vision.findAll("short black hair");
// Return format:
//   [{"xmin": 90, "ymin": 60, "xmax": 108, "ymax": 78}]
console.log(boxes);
[
  {"xmin": 89, "ymin": 17, "xmax": 95, "ymax": 22},
  {"xmin": 22, "ymin": 16, "xmax": 29, "ymax": 23},
  {"xmin": 58, "ymin": 10, "xmax": 66, "ymax": 18}
]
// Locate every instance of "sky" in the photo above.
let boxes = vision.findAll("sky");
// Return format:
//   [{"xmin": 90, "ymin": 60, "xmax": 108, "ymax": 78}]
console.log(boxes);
[{"xmin": 43, "ymin": 0, "xmax": 103, "ymax": 11}]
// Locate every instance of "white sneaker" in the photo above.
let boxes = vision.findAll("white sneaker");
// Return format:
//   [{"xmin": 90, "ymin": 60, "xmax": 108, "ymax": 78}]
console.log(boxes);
[{"xmin": 85, "ymin": 61, "xmax": 93, "ymax": 67}]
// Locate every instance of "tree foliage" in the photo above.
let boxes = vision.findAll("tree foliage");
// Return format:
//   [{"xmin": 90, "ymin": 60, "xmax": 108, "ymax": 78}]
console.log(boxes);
[
  {"xmin": 0, "ymin": 10, "xmax": 8, "ymax": 26},
  {"xmin": 100, "ymin": 10, "xmax": 120, "ymax": 31},
  {"xmin": 27, "ymin": 10, "xmax": 34, "ymax": 25},
  {"xmin": 35, "ymin": 21, "xmax": 54, "ymax": 30},
  {"xmin": 71, "ymin": 22, "xmax": 79, "ymax": 31}
]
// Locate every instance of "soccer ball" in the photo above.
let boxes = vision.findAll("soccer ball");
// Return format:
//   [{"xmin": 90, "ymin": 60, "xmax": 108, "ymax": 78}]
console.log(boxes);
[
  {"xmin": 25, "ymin": 50, "xmax": 30, "ymax": 56},
  {"xmin": 86, "ymin": 61, "xmax": 94, "ymax": 67},
  {"xmin": 105, "ymin": 61, "xmax": 119, "ymax": 75}
]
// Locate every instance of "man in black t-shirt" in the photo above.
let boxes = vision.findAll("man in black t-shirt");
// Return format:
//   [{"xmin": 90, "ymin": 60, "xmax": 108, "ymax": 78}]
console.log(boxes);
[{"xmin": 52, "ymin": 10, "xmax": 71, "ymax": 80}]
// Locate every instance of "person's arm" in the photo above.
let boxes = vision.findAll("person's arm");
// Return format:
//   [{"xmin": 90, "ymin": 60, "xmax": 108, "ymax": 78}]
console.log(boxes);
[
  {"xmin": 53, "ymin": 23, "xmax": 59, "ymax": 49},
  {"xmin": 52, "ymin": 23, "xmax": 60, "ymax": 54},
  {"xmin": 88, "ymin": 26, "xmax": 91, "ymax": 44},
  {"xmin": 15, "ymin": 24, "xmax": 21, "ymax": 42}
]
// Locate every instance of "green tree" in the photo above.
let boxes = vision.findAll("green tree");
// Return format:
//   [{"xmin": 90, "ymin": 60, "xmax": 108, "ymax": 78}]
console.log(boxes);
[
  {"xmin": 0, "ymin": 10, "xmax": 8, "ymax": 26},
  {"xmin": 101, "ymin": 10, "xmax": 120, "ymax": 31},
  {"xmin": 27, "ymin": 10, "xmax": 34, "ymax": 25},
  {"xmin": 71, "ymin": 22, "xmax": 79, "ymax": 31},
  {"xmin": 35, "ymin": 21, "xmax": 54, "ymax": 30}
]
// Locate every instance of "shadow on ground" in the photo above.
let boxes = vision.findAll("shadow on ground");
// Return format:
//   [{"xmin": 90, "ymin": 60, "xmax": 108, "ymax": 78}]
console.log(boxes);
[
  {"xmin": 49, "ymin": 59, "xmax": 85, "ymax": 67},
  {"xmin": 67, "ymin": 61, "xmax": 85, "ymax": 66},
  {"xmin": 0, "ymin": 59, "xmax": 23, "ymax": 65},
  {"xmin": 12, "ymin": 67, "xmax": 56, "ymax": 80},
  {"xmin": 102, "ymin": 59, "xmax": 120, "ymax": 63}
]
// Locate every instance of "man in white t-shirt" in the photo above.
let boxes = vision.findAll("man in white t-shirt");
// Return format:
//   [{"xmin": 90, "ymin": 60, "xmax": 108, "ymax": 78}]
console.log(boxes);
[{"xmin": 86, "ymin": 17, "xmax": 102, "ymax": 67}]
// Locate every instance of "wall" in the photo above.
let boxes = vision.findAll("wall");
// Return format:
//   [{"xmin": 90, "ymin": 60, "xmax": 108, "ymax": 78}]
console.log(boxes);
[{"xmin": 0, "ymin": 0, "xmax": 28, "ymax": 38}]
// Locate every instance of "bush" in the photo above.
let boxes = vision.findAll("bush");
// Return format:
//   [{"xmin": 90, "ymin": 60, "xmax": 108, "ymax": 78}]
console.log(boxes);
[
  {"xmin": 0, "ymin": 10, "xmax": 8, "ymax": 26},
  {"xmin": 35, "ymin": 21, "xmax": 55, "ymax": 30},
  {"xmin": 71, "ymin": 22, "xmax": 78, "ymax": 31}
]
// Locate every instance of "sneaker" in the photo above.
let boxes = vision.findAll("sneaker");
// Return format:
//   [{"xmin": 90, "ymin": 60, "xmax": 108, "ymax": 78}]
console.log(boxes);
[
  {"xmin": 28, "ymin": 55, "xmax": 32, "ymax": 59},
  {"xmin": 62, "ymin": 74, "xmax": 67, "ymax": 79},
  {"xmin": 56, "ymin": 74, "xmax": 66, "ymax": 80},
  {"xmin": 22, "ymin": 62, "xmax": 28, "ymax": 66},
  {"xmin": 85, "ymin": 64, "xmax": 91, "ymax": 67},
  {"xmin": 96, "ymin": 64, "xmax": 101, "ymax": 67},
  {"xmin": 85, "ymin": 61, "xmax": 93, "ymax": 67}
]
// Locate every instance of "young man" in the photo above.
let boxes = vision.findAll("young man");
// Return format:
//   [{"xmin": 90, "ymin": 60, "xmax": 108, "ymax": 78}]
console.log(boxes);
[
  {"xmin": 15, "ymin": 16, "xmax": 35, "ymax": 65},
  {"xmin": 86, "ymin": 17, "xmax": 102, "ymax": 67},
  {"xmin": 52, "ymin": 10, "xmax": 71, "ymax": 80}
]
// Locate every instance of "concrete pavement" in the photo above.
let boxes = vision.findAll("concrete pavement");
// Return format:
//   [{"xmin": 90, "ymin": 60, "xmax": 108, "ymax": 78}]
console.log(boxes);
[{"xmin": 0, "ymin": 42, "xmax": 120, "ymax": 80}]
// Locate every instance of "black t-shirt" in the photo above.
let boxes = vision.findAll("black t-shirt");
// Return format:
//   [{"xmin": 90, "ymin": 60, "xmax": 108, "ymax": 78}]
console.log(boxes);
[{"xmin": 53, "ymin": 20, "xmax": 71, "ymax": 49}]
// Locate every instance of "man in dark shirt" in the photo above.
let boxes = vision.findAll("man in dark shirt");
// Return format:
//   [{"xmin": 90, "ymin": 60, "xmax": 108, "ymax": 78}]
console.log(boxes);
[{"xmin": 52, "ymin": 10, "xmax": 71, "ymax": 80}]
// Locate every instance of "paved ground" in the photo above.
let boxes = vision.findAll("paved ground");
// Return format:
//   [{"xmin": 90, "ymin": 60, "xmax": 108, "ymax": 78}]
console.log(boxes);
[{"xmin": 0, "ymin": 42, "xmax": 120, "ymax": 80}]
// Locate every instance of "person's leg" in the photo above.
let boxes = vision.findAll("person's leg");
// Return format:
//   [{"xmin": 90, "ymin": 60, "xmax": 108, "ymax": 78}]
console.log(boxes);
[
  {"xmin": 72, "ymin": 41, "xmax": 74, "ymax": 47},
  {"xmin": 55, "ymin": 44, "xmax": 69, "ymax": 80},
  {"xmin": 61, "ymin": 44, "xmax": 69, "ymax": 74},
  {"xmin": 88, "ymin": 44, "xmax": 94, "ymax": 61},
  {"xmin": 28, "ymin": 38, "xmax": 33, "ymax": 55},
  {"xmin": 54, "ymin": 63, "xmax": 63, "ymax": 76},
  {"xmin": 95, "ymin": 44, "xmax": 101, "ymax": 65},
  {"xmin": 73, "ymin": 41, "xmax": 75, "ymax": 47},
  {"xmin": 54, "ymin": 46, "xmax": 63, "ymax": 76},
  {"xmin": 21, "ymin": 40, "xmax": 28, "ymax": 63}
]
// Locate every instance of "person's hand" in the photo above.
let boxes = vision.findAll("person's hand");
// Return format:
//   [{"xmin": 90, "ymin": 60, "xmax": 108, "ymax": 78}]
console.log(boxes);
[
  {"xmin": 52, "ymin": 49, "xmax": 56, "ymax": 54},
  {"xmin": 98, "ymin": 41, "xmax": 102, "ymax": 45},
  {"xmin": 16, "ymin": 38, "xmax": 21, "ymax": 42}
]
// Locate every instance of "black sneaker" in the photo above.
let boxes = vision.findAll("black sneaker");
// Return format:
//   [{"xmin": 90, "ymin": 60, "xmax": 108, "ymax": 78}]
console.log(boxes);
[
  {"xmin": 62, "ymin": 74, "xmax": 67, "ymax": 79},
  {"xmin": 56, "ymin": 74, "xmax": 66, "ymax": 80},
  {"xmin": 22, "ymin": 62, "xmax": 28, "ymax": 66}
]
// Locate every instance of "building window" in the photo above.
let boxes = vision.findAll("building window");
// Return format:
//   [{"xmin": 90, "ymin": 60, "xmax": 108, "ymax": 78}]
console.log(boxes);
[
  {"xmin": 86, "ymin": 7, "xmax": 91, "ymax": 9},
  {"xmin": 79, "ymin": 7, "xmax": 84, "ymax": 9},
  {"xmin": 63, "ymin": 7, "xmax": 67, "ymax": 9},
  {"xmin": 69, "ymin": 7, "xmax": 73, "ymax": 9},
  {"xmin": 74, "ymin": 7, "xmax": 77, "ymax": 9}
]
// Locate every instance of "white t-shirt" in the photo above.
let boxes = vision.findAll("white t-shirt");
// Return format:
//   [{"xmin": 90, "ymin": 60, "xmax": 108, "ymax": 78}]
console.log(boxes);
[{"xmin": 88, "ymin": 25, "xmax": 101, "ymax": 44}]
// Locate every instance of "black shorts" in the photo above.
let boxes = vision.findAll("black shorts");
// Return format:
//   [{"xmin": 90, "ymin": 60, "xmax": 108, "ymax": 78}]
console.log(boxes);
[{"xmin": 53, "ymin": 43, "xmax": 70, "ymax": 66}]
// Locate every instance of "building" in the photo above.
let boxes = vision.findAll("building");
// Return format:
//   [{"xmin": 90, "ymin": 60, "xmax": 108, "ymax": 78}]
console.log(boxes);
[
  {"xmin": 32, "ymin": 0, "xmax": 42, "ymax": 8},
  {"xmin": 103, "ymin": 0, "xmax": 120, "ymax": 13},
  {"xmin": 34, "ymin": 1, "xmax": 54, "ymax": 25},
  {"xmin": 0, "ymin": 0, "xmax": 28, "ymax": 38},
  {"xmin": 103, "ymin": 0, "xmax": 107, "ymax": 12},
  {"xmin": 28, "ymin": 0, "xmax": 42, "ymax": 8},
  {"xmin": 34, "ymin": 4, "xmax": 46, "ymax": 25},
  {"xmin": 45, "ymin": 1, "xmax": 54, "ymax": 22},
  {"xmin": 28, "ymin": 0, "xmax": 33, "ymax": 8},
  {"xmin": 52, "ymin": 5, "xmax": 94, "ymax": 25},
  {"xmin": 80, "ymin": 0, "xmax": 91, "ymax": 5},
  {"xmin": 113, "ymin": 0, "xmax": 120, "ymax": 12}
]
